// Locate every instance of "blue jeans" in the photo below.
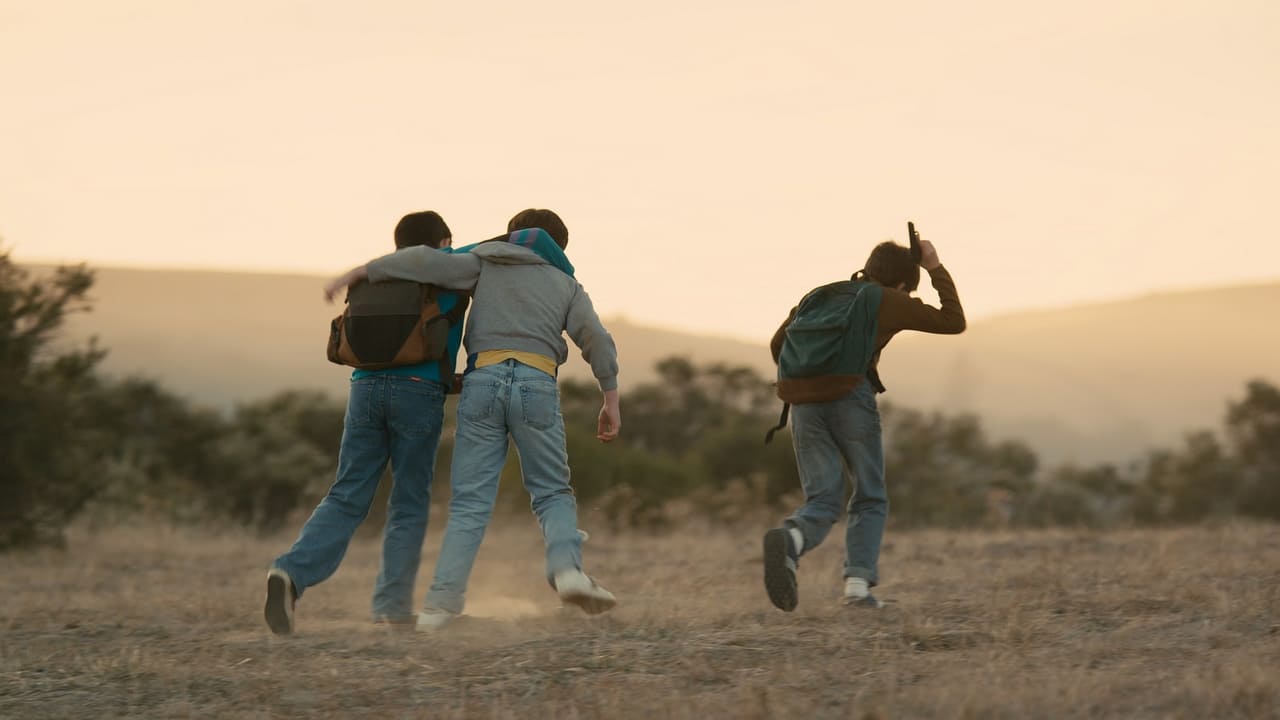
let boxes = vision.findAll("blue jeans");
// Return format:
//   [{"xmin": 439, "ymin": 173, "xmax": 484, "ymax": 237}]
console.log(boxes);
[
  {"xmin": 425, "ymin": 360, "xmax": 582, "ymax": 614},
  {"xmin": 786, "ymin": 380, "xmax": 887, "ymax": 585},
  {"xmin": 272, "ymin": 375, "xmax": 445, "ymax": 621}
]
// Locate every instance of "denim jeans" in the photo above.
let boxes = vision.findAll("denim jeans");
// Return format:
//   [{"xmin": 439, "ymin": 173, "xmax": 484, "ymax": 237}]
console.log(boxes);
[
  {"xmin": 785, "ymin": 379, "xmax": 887, "ymax": 586},
  {"xmin": 272, "ymin": 375, "xmax": 445, "ymax": 621},
  {"xmin": 425, "ymin": 359, "xmax": 582, "ymax": 614}
]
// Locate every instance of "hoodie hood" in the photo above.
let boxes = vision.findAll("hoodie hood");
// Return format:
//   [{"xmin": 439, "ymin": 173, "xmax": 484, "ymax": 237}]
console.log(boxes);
[{"xmin": 471, "ymin": 241, "xmax": 551, "ymax": 265}]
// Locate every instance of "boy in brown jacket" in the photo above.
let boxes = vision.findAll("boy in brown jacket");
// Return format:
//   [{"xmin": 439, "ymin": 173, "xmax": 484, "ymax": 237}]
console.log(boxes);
[{"xmin": 764, "ymin": 237, "xmax": 964, "ymax": 611}]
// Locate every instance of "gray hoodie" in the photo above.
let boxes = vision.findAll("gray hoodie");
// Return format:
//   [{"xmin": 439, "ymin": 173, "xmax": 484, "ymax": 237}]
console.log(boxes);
[{"xmin": 366, "ymin": 241, "xmax": 618, "ymax": 391}]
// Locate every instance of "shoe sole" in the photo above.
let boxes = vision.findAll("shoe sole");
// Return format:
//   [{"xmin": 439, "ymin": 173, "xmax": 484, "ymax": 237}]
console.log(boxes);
[
  {"xmin": 264, "ymin": 573, "xmax": 294, "ymax": 635},
  {"xmin": 763, "ymin": 529, "xmax": 798, "ymax": 612},
  {"xmin": 559, "ymin": 589, "xmax": 617, "ymax": 615},
  {"xmin": 844, "ymin": 594, "xmax": 884, "ymax": 609}
]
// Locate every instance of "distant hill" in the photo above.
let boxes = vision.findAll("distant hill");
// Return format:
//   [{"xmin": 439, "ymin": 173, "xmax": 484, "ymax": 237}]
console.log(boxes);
[
  {"xmin": 42, "ymin": 264, "xmax": 773, "ymax": 405},
  {"xmin": 40, "ymin": 265, "xmax": 1280, "ymax": 466},
  {"xmin": 881, "ymin": 282, "xmax": 1280, "ymax": 465}
]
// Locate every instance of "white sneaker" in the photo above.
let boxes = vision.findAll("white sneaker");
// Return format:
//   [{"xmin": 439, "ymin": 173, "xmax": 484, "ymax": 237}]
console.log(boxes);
[
  {"xmin": 416, "ymin": 607, "xmax": 458, "ymax": 632},
  {"xmin": 844, "ymin": 577, "xmax": 869, "ymax": 600},
  {"xmin": 843, "ymin": 577, "xmax": 884, "ymax": 609},
  {"xmin": 553, "ymin": 569, "xmax": 617, "ymax": 615}
]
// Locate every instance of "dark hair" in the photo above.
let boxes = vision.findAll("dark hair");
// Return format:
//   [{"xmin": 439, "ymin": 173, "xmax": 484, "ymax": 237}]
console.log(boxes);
[
  {"xmin": 859, "ymin": 241, "xmax": 920, "ymax": 291},
  {"xmin": 507, "ymin": 208, "xmax": 569, "ymax": 249},
  {"xmin": 394, "ymin": 211, "xmax": 451, "ymax": 249}
]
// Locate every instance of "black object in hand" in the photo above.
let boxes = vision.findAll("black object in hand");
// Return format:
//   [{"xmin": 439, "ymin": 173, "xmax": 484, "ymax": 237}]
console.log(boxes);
[{"xmin": 908, "ymin": 221, "xmax": 922, "ymax": 263}]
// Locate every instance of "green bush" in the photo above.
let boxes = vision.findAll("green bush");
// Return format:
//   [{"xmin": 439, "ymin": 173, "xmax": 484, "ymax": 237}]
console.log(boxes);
[{"xmin": 0, "ymin": 252, "xmax": 109, "ymax": 548}]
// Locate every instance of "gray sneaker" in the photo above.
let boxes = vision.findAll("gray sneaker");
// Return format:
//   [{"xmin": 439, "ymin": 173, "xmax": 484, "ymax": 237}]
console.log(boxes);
[
  {"xmin": 264, "ymin": 568, "xmax": 297, "ymax": 635},
  {"xmin": 763, "ymin": 528, "xmax": 799, "ymax": 612}
]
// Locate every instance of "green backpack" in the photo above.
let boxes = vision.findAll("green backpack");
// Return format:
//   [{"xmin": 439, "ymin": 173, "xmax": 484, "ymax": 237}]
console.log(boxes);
[{"xmin": 765, "ymin": 279, "xmax": 883, "ymax": 443}]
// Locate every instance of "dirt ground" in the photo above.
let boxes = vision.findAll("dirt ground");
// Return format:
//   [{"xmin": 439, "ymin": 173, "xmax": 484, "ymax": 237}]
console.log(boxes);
[{"xmin": 3, "ymin": 516, "xmax": 1278, "ymax": 718}]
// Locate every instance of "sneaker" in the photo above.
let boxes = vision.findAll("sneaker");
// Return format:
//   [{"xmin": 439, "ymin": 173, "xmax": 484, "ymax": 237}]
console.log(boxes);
[
  {"xmin": 843, "ymin": 577, "xmax": 883, "ymax": 608},
  {"xmin": 264, "ymin": 568, "xmax": 297, "ymax": 635},
  {"xmin": 416, "ymin": 607, "xmax": 458, "ymax": 632},
  {"xmin": 762, "ymin": 528, "xmax": 799, "ymax": 612},
  {"xmin": 372, "ymin": 614, "xmax": 418, "ymax": 631},
  {"xmin": 843, "ymin": 593, "xmax": 884, "ymax": 609},
  {"xmin": 553, "ymin": 569, "xmax": 617, "ymax": 615},
  {"xmin": 546, "ymin": 532, "xmax": 593, "ymax": 591}
]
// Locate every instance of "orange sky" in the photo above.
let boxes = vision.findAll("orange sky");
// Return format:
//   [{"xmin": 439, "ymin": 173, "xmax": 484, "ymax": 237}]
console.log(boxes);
[{"xmin": 3, "ymin": 1, "xmax": 1278, "ymax": 341}]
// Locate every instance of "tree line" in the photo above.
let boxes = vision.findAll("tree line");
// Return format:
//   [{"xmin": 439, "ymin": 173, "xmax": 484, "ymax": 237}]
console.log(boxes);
[{"xmin": 3, "ymin": 253, "xmax": 1277, "ymax": 550}]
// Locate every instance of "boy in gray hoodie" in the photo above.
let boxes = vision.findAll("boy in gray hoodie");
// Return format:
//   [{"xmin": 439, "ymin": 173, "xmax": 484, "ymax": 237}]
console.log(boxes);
[{"xmin": 323, "ymin": 209, "xmax": 620, "ymax": 628}]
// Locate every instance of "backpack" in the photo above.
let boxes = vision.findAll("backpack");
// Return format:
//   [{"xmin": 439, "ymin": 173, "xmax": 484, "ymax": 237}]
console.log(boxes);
[
  {"xmin": 326, "ymin": 280, "xmax": 469, "ymax": 379},
  {"xmin": 764, "ymin": 279, "xmax": 883, "ymax": 443}
]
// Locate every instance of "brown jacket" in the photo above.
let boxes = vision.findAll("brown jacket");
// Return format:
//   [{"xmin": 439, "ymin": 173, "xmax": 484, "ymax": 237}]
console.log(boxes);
[{"xmin": 769, "ymin": 265, "xmax": 966, "ymax": 403}]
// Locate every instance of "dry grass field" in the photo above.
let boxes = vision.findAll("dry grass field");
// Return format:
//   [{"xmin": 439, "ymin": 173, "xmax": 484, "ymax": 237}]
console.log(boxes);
[{"xmin": 3, "ymin": 515, "xmax": 1278, "ymax": 719}]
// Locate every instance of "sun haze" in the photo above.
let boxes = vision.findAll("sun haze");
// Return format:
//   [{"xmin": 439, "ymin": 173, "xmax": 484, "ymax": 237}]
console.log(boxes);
[{"xmin": 2, "ymin": 1, "xmax": 1277, "ymax": 340}]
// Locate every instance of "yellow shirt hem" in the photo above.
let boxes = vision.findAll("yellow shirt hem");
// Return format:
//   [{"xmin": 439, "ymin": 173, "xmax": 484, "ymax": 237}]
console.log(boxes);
[{"xmin": 473, "ymin": 350, "xmax": 557, "ymax": 377}]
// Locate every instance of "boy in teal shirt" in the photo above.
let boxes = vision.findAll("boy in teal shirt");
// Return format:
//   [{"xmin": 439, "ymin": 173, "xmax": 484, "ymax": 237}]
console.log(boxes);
[{"xmin": 265, "ymin": 211, "xmax": 464, "ymax": 634}]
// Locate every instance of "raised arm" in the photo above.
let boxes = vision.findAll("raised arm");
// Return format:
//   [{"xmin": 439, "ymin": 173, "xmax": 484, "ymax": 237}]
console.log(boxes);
[{"xmin": 878, "ymin": 240, "xmax": 966, "ymax": 335}]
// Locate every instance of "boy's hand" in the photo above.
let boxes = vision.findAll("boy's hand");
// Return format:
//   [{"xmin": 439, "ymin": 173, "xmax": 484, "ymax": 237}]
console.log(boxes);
[
  {"xmin": 918, "ymin": 239, "xmax": 941, "ymax": 270},
  {"xmin": 323, "ymin": 265, "xmax": 369, "ymax": 303},
  {"xmin": 323, "ymin": 279, "xmax": 345, "ymax": 303},
  {"xmin": 597, "ymin": 390, "xmax": 622, "ymax": 442}
]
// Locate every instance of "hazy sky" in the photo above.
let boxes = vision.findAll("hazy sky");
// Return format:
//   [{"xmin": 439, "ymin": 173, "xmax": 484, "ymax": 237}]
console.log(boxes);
[{"xmin": 3, "ymin": 1, "xmax": 1277, "ymax": 340}]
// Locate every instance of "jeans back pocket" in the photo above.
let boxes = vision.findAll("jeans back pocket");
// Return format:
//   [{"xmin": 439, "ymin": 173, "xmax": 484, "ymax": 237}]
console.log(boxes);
[{"xmin": 518, "ymin": 382, "xmax": 560, "ymax": 430}]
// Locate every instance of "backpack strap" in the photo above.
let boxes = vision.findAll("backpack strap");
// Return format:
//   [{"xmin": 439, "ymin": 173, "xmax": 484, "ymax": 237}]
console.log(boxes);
[
  {"xmin": 764, "ymin": 402, "xmax": 790, "ymax": 445},
  {"xmin": 421, "ymin": 283, "xmax": 470, "ymax": 326},
  {"xmin": 442, "ymin": 291, "xmax": 469, "ymax": 325},
  {"xmin": 434, "ymin": 289, "xmax": 471, "ymax": 392}
]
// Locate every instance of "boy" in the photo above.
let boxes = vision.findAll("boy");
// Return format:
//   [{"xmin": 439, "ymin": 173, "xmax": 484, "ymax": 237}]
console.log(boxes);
[
  {"xmin": 764, "ymin": 236, "xmax": 964, "ymax": 611},
  {"xmin": 323, "ymin": 209, "xmax": 620, "ymax": 629},
  {"xmin": 264, "ymin": 211, "xmax": 464, "ymax": 635}
]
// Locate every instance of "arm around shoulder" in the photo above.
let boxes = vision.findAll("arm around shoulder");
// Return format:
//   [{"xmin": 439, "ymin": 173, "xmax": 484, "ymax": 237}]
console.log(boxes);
[{"xmin": 366, "ymin": 246, "xmax": 481, "ymax": 290}]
